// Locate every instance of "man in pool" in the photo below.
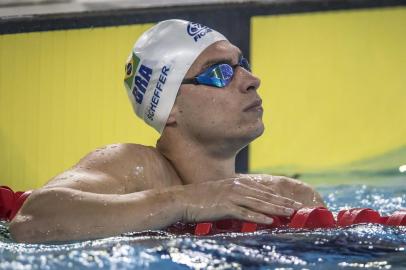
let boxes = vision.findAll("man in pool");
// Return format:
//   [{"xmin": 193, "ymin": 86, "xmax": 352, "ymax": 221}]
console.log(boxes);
[{"xmin": 9, "ymin": 19, "xmax": 325, "ymax": 243}]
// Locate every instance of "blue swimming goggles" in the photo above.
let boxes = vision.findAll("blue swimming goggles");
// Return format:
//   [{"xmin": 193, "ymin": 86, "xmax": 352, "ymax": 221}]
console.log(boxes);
[{"xmin": 181, "ymin": 57, "xmax": 251, "ymax": 88}]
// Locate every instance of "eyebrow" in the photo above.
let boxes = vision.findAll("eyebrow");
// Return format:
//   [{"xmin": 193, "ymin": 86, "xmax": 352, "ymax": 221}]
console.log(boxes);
[{"xmin": 197, "ymin": 52, "xmax": 243, "ymax": 75}]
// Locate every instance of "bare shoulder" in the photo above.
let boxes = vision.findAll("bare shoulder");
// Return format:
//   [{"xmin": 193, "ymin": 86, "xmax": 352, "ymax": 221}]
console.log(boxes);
[
  {"xmin": 79, "ymin": 143, "xmax": 181, "ymax": 190},
  {"xmin": 74, "ymin": 143, "xmax": 158, "ymax": 172},
  {"xmin": 43, "ymin": 143, "xmax": 175, "ymax": 194}
]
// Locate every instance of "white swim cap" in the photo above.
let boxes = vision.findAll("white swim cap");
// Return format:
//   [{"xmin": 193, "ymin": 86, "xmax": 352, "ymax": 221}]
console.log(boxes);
[{"xmin": 124, "ymin": 19, "xmax": 228, "ymax": 133}]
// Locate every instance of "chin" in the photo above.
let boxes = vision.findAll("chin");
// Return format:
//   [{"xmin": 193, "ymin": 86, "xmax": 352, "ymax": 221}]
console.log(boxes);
[
  {"xmin": 249, "ymin": 121, "xmax": 265, "ymax": 140},
  {"xmin": 234, "ymin": 121, "xmax": 265, "ymax": 147}
]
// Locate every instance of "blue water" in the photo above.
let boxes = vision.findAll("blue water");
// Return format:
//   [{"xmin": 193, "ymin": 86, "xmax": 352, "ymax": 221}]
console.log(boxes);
[{"xmin": 1, "ymin": 184, "xmax": 405, "ymax": 270}]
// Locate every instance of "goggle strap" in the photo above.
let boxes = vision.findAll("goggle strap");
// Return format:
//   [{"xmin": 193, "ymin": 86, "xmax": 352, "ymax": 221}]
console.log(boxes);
[{"xmin": 181, "ymin": 78, "xmax": 199, "ymax": 85}]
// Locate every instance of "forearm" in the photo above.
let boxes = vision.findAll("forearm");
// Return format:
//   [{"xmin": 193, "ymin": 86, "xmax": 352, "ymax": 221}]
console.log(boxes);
[{"xmin": 9, "ymin": 186, "xmax": 184, "ymax": 243}]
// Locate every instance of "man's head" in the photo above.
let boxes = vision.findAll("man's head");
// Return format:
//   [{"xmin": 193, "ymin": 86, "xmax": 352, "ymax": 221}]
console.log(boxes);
[
  {"xmin": 124, "ymin": 19, "xmax": 227, "ymax": 133},
  {"xmin": 124, "ymin": 19, "xmax": 263, "ymax": 151}
]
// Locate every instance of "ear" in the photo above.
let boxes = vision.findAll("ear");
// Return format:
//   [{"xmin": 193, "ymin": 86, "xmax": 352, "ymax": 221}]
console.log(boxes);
[
  {"xmin": 165, "ymin": 103, "xmax": 178, "ymax": 126},
  {"xmin": 166, "ymin": 114, "xmax": 176, "ymax": 125},
  {"xmin": 166, "ymin": 88, "xmax": 185, "ymax": 127}
]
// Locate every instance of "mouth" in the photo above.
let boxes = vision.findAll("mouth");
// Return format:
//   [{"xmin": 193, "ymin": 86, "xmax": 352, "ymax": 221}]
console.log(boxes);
[{"xmin": 243, "ymin": 99, "xmax": 263, "ymax": 112}]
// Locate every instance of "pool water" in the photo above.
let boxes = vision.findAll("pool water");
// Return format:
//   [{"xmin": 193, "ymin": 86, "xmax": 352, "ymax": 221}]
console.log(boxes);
[{"xmin": 1, "ymin": 184, "xmax": 405, "ymax": 269}]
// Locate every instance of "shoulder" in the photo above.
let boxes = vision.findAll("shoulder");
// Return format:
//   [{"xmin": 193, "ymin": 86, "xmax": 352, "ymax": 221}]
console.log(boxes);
[
  {"xmin": 43, "ymin": 143, "xmax": 158, "ymax": 193},
  {"xmin": 71, "ymin": 143, "xmax": 159, "ymax": 180},
  {"xmin": 77, "ymin": 143, "xmax": 158, "ymax": 167},
  {"xmin": 93, "ymin": 143, "xmax": 156, "ymax": 156},
  {"xmin": 75, "ymin": 143, "xmax": 181, "ymax": 190}
]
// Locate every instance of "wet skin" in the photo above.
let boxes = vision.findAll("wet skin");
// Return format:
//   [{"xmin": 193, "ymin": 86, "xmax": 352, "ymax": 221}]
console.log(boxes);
[{"xmin": 9, "ymin": 41, "xmax": 325, "ymax": 244}]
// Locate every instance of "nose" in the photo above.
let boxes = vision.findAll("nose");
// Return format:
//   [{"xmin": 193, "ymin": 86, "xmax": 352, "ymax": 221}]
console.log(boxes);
[{"xmin": 235, "ymin": 67, "xmax": 261, "ymax": 93}]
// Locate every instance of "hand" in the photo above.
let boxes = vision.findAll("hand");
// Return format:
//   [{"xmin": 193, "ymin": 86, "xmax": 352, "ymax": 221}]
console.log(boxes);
[
  {"xmin": 244, "ymin": 174, "xmax": 326, "ymax": 207},
  {"xmin": 177, "ymin": 176, "xmax": 304, "ymax": 224}
]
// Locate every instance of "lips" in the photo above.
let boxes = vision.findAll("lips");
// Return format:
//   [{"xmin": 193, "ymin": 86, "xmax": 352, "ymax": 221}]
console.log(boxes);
[{"xmin": 243, "ymin": 99, "xmax": 263, "ymax": 112}]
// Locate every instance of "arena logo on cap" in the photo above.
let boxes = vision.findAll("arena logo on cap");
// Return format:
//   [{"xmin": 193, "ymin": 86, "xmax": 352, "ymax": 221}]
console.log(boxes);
[{"xmin": 187, "ymin": 22, "xmax": 213, "ymax": 42}]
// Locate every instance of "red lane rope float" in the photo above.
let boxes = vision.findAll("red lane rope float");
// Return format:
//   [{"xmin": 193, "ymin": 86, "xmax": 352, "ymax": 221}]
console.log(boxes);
[
  {"xmin": 0, "ymin": 186, "xmax": 32, "ymax": 221},
  {"xmin": 337, "ymin": 208, "xmax": 382, "ymax": 227},
  {"xmin": 1, "ymin": 185, "xmax": 405, "ymax": 231},
  {"xmin": 168, "ymin": 207, "xmax": 406, "ymax": 235},
  {"xmin": 0, "ymin": 186, "xmax": 15, "ymax": 220},
  {"xmin": 386, "ymin": 210, "xmax": 406, "ymax": 226},
  {"xmin": 289, "ymin": 207, "xmax": 336, "ymax": 229}
]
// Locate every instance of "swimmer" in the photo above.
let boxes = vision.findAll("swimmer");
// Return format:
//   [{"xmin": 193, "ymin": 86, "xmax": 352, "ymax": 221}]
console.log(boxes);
[{"xmin": 9, "ymin": 19, "xmax": 325, "ymax": 243}]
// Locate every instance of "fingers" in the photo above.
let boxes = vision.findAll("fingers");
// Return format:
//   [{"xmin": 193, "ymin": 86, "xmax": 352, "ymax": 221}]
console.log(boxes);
[
  {"xmin": 230, "ymin": 196, "xmax": 295, "ymax": 217},
  {"xmin": 234, "ymin": 177, "xmax": 277, "ymax": 193},
  {"xmin": 229, "ymin": 205, "xmax": 274, "ymax": 224},
  {"xmin": 230, "ymin": 181, "xmax": 302, "ymax": 210}
]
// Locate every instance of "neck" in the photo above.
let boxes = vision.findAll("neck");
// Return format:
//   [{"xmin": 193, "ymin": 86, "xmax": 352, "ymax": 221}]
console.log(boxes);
[{"xmin": 157, "ymin": 132, "xmax": 238, "ymax": 185}]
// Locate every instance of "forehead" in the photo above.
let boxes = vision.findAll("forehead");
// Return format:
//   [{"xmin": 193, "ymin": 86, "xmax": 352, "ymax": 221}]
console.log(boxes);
[{"xmin": 185, "ymin": 40, "xmax": 242, "ymax": 77}]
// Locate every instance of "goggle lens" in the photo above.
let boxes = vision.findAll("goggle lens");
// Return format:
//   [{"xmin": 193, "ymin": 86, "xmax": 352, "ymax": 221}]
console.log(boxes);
[
  {"xmin": 211, "ymin": 64, "xmax": 233, "ymax": 81},
  {"xmin": 181, "ymin": 57, "xmax": 251, "ymax": 88}
]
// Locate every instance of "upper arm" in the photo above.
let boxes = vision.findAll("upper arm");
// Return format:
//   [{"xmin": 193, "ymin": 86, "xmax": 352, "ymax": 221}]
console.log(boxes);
[{"xmin": 44, "ymin": 168, "xmax": 125, "ymax": 194}]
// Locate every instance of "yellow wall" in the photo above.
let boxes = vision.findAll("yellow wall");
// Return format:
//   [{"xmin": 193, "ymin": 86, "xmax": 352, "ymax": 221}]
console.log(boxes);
[
  {"xmin": 2, "ymin": 7, "xmax": 406, "ymax": 190},
  {"xmin": 0, "ymin": 24, "xmax": 158, "ymax": 190},
  {"xmin": 250, "ymin": 7, "xmax": 406, "ymax": 175}
]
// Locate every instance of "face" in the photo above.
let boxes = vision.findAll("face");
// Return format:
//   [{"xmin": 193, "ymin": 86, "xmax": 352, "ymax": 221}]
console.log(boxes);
[{"xmin": 171, "ymin": 40, "xmax": 264, "ymax": 150}]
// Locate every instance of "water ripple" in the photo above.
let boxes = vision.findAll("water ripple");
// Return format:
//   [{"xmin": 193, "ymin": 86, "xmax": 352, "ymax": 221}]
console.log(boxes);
[{"xmin": 1, "ymin": 184, "xmax": 405, "ymax": 269}]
